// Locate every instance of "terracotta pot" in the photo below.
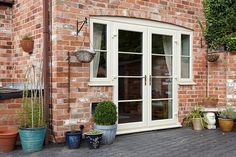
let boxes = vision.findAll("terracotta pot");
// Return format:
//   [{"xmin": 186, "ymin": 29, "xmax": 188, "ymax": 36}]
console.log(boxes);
[
  {"xmin": 192, "ymin": 118, "xmax": 203, "ymax": 131},
  {"xmin": 0, "ymin": 126, "xmax": 18, "ymax": 152},
  {"xmin": 202, "ymin": 98, "xmax": 218, "ymax": 108},
  {"xmin": 20, "ymin": 39, "xmax": 34, "ymax": 54},
  {"xmin": 219, "ymin": 118, "xmax": 234, "ymax": 132}
]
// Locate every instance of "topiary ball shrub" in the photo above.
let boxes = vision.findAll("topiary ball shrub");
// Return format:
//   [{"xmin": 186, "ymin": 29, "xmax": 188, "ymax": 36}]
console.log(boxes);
[{"xmin": 94, "ymin": 101, "xmax": 117, "ymax": 126}]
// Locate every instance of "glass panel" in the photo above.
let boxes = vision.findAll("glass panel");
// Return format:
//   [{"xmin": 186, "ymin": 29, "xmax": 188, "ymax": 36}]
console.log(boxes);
[
  {"xmin": 181, "ymin": 34, "xmax": 190, "ymax": 56},
  {"xmin": 119, "ymin": 78, "xmax": 142, "ymax": 100},
  {"xmin": 119, "ymin": 54, "xmax": 142, "ymax": 76},
  {"xmin": 118, "ymin": 30, "xmax": 142, "ymax": 53},
  {"xmin": 152, "ymin": 100, "xmax": 172, "ymax": 120},
  {"xmin": 152, "ymin": 34, "xmax": 172, "ymax": 55},
  {"xmin": 152, "ymin": 78, "xmax": 172, "ymax": 99},
  {"xmin": 93, "ymin": 52, "xmax": 107, "ymax": 78},
  {"xmin": 152, "ymin": 56, "xmax": 172, "ymax": 76},
  {"xmin": 118, "ymin": 101, "xmax": 142, "ymax": 124},
  {"xmin": 181, "ymin": 57, "xmax": 190, "ymax": 78},
  {"xmin": 93, "ymin": 23, "xmax": 106, "ymax": 50}
]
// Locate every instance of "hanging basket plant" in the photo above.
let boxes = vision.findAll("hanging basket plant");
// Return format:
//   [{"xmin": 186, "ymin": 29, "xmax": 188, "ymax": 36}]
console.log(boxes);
[
  {"xmin": 206, "ymin": 52, "xmax": 219, "ymax": 62},
  {"xmin": 20, "ymin": 35, "xmax": 34, "ymax": 54},
  {"xmin": 75, "ymin": 49, "xmax": 96, "ymax": 63}
]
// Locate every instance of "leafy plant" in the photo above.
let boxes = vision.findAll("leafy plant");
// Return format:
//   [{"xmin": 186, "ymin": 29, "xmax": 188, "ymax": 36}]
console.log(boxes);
[
  {"xmin": 86, "ymin": 129, "xmax": 103, "ymax": 135},
  {"xmin": 22, "ymin": 35, "xmax": 33, "ymax": 41},
  {"xmin": 19, "ymin": 64, "xmax": 45, "ymax": 128},
  {"xmin": 218, "ymin": 106, "xmax": 236, "ymax": 120},
  {"xmin": 183, "ymin": 107, "xmax": 204, "ymax": 127},
  {"xmin": 94, "ymin": 101, "xmax": 117, "ymax": 125},
  {"xmin": 200, "ymin": 0, "xmax": 236, "ymax": 51}
]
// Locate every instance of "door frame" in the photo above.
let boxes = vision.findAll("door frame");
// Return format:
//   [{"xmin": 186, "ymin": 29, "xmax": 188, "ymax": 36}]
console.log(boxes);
[{"xmin": 113, "ymin": 23, "xmax": 180, "ymax": 134}]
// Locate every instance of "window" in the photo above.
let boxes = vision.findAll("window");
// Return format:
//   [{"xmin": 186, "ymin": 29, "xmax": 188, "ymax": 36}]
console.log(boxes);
[{"xmin": 179, "ymin": 33, "xmax": 194, "ymax": 84}]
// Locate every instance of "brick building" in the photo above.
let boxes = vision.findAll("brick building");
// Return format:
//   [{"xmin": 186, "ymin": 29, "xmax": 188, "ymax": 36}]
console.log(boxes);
[{"xmin": 0, "ymin": 0, "xmax": 235, "ymax": 142}]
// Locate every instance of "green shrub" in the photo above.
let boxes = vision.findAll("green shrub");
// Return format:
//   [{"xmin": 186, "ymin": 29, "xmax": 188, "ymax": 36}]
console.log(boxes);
[{"xmin": 94, "ymin": 101, "xmax": 117, "ymax": 125}]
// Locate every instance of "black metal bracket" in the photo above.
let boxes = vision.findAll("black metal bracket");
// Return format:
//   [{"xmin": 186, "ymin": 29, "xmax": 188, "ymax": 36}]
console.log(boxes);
[{"xmin": 76, "ymin": 18, "xmax": 87, "ymax": 36}]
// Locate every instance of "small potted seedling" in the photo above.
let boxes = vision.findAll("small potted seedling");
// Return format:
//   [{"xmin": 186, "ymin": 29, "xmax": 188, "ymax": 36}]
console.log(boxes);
[
  {"xmin": 85, "ymin": 129, "xmax": 103, "ymax": 149},
  {"xmin": 20, "ymin": 35, "xmax": 34, "ymax": 54}
]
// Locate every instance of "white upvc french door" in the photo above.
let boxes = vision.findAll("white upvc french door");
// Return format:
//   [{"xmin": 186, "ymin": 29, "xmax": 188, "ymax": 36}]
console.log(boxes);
[{"xmin": 113, "ymin": 23, "xmax": 179, "ymax": 134}]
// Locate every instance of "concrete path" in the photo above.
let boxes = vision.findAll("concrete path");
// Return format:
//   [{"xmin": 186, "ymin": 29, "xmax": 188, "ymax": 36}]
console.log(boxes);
[{"xmin": 1, "ymin": 128, "xmax": 236, "ymax": 157}]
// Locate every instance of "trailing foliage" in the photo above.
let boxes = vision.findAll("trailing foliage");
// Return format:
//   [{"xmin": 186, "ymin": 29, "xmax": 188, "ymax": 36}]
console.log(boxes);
[
  {"xmin": 94, "ymin": 101, "xmax": 117, "ymax": 125},
  {"xmin": 203, "ymin": 0, "xmax": 236, "ymax": 51}
]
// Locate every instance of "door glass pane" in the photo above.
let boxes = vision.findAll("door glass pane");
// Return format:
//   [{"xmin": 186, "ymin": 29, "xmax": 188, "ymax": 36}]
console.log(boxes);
[
  {"xmin": 152, "ymin": 34, "xmax": 172, "ymax": 55},
  {"xmin": 118, "ymin": 101, "xmax": 142, "ymax": 124},
  {"xmin": 119, "ymin": 54, "xmax": 142, "ymax": 76},
  {"xmin": 152, "ymin": 78, "xmax": 172, "ymax": 99},
  {"xmin": 119, "ymin": 30, "xmax": 142, "ymax": 53},
  {"xmin": 119, "ymin": 78, "xmax": 142, "ymax": 100},
  {"xmin": 181, "ymin": 34, "xmax": 190, "ymax": 56},
  {"xmin": 152, "ymin": 56, "xmax": 172, "ymax": 76},
  {"xmin": 152, "ymin": 100, "xmax": 172, "ymax": 120},
  {"xmin": 93, "ymin": 23, "xmax": 107, "ymax": 50},
  {"xmin": 93, "ymin": 52, "xmax": 107, "ymax": 78},
  {"xmin": 181, "ymin": 57, "xmax": 190, "ymax": 78}
]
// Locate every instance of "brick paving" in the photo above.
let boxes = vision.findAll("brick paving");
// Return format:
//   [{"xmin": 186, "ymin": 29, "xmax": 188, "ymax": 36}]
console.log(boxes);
[{"xmin": 1, "ymin": 128, "xmax": 236, "ymax": 157}]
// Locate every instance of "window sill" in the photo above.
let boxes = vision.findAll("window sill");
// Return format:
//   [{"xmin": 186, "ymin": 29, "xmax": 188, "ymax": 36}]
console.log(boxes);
[
  {"xmin": 178, "ymin": 81, "xmax": 196, "ymax": 85},
  {"xmin": 88, "ymin": 81, "xmax": 114, "ymax": 87}
]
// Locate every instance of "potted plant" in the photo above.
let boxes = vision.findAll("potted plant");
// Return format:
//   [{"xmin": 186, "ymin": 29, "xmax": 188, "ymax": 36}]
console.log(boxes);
[
  {"xmin": 202, "ymin": 96, "xmax": 218, "ymax": 108},
  {"xmin": 20, "ymin": 35, "xmax": 34, "ymax": 54},
  {"xmin": 0, "ymin": 126, "xmax": 18, "ymax": 152},
  {"xmin": 19, "ymin": 64, "xmax": 46, "ymax": 153},
  {"xmin": 218, "ymin": 106, "xmax": 236, "ymax": 132},
  {"xmin": 65, "ymin": 125, "xmax": 82, "ymax": 149},
  {"xmin": 85, "ymin": 129, "xmax": 103, "ymax": 149},
  {"xmin": 94, "ymin": 101, "xmax": 117, "ymax": 145},
  {"xmin": 184, "ymin": 107, "xmax": 204, "ymax": 131}
]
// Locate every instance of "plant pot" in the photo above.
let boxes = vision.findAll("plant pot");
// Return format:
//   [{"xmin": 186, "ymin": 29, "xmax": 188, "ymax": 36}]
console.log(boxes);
[
  {"xmin": 202, "ymin": 98, "xmax": 218, "ymax": 108},
  {"xmin": 75, "ymin": 49, "xmax": 96, "ymax": 63},
  {"xmin": 0, "ymin": 126, "xmax": 18, "ymax": 152},
  {"xmin": 218, "ymin": 118, "xmax": 234, "ymax": 132},
  {"xmin": 20, "ymin": 39, "xmax": 34, "ymax": 54},
  {"xmin": 94, "ymin": 124, "xmax": 117, "ymax": 145},
  {"xmin": 85, "ymin": 134, "xmax": 103, "ymax": 149},
  {"xmin": 19, "ymin": 127, "xmax": 46, "ymax": 153},
  {"xmin": 206, "ymin": 53, "xmax": 219, "ymax": 62},
  {"xmin": 192, "ymin": 118, "xmax": 203, "ymax": 131},
  {"xmin": 65, "ymin": 131, "xmax": 82, "ymax": 149}
]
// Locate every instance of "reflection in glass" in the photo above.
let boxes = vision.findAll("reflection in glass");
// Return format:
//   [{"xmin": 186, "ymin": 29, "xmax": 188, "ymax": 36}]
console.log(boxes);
[
  {"xmin": 119, "ymin": 78, "xmax": 142, "ymax": 100},
  {"xmin": 93, "ymin": 23, "xmax": 107, "ymax": 50},
  {"xmin": 181, "ymin": 57, "xmax": 190, "ymax": 78},
  {"xmin": 119, "ymin": 30, "xmax": 142, "ymax": 53},
  {"xmin": 152, "ymin": 34, "xmax": 172, "ymax": 55},
  {"xmin": 118, "ymin": 101, "xmax": 142, "ymax": 124},
  {"xmin": 152, "ymin": 56, "xmax": 172, "ymax": 76},
  {"xmin": 119, "ymin": 54, "xmax": 142, "ymax": 76},
  {"xmin": 93, "ymin": 52, "xmax": 107, "ymax": 78},
  {"xmin": 152, "ymin": 100, "xmax": 172, "ymax": 120},
  {"xmin": 181, "ymin": 34, "xmax": 190, "ymax": 56},
  {"xmin": 152, "ymin": 78, "xmax": 172, "ymax": 99}
]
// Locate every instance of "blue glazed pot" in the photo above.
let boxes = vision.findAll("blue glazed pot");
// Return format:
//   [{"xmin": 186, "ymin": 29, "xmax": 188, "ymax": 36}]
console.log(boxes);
[
  {"xmin": 19, "ymin": 127, "xmax": 46, "ymax": 153},
  {"xmin": 65, "ymin": 131, "xmax": 82, "ymax": 149},
  {"xmin": 85, "ymin": 134, "xmax": 102, "ymax": 149}
]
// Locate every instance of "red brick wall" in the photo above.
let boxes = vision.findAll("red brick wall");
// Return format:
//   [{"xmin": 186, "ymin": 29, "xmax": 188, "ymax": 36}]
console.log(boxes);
[
  {"xmin": 0, "ymin": 5, "xmax": 13, "ymax": 85},
  {"xmin": 0, "ymin": 0, "xmax": 44, "ymax": 127}
]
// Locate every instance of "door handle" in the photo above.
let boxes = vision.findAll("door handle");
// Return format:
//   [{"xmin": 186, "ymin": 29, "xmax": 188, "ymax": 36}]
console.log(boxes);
[{"xmin": 144, "ymin": 75, "xmax": 147, "ymax": 85}]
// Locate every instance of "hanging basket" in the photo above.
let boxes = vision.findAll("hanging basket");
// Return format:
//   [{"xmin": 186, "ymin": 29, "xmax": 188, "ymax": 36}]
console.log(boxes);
[
  {"xmin": 206, "ymin": 53, "xmax": 219, "ymax": 62},
  {"xmin": 75, "ymin": 49, "xmax": 96, "ymax": 63}
]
